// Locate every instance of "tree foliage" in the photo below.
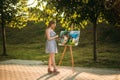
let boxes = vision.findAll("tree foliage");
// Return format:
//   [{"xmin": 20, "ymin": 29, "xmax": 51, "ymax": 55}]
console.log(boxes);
[
  {"xmin": 104, "ymin": 0, "xmax": 120, "ymax": 26},
  {"xmin": 0, "ymin": 0, "xmax": 29, "ymax": 29},
  {"xmin": 0, "ymin": 0, "xmax": 29, "ymax": 56},
  {"xmin": 41, "ymin": 0, "xmax": 119, "ymax": 61},
  {"xmin": 27, "ymin": 0, "xmax": 120, "ymax": 62}
]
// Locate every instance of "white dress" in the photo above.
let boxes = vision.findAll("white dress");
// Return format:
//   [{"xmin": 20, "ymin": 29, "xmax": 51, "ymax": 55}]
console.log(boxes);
[{"xmin": 45, "ymin": 29, "xmax": 58, "ymax": 53}]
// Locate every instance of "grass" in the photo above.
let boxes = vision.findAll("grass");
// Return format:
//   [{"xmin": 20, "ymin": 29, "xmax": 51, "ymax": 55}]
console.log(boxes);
[{"xmin": 0, "ymin": 22, "xmax": 120, "ymax": 69}]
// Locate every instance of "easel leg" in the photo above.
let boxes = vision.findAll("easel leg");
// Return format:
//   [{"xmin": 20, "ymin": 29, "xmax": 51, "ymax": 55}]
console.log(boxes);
[
  {"xmin": 69, "ymin": 46, "xmax": 74, "ymax": 72},
  {"xmin": 58, "ymin": 46, "xmax": 67, "ymax": 66}
]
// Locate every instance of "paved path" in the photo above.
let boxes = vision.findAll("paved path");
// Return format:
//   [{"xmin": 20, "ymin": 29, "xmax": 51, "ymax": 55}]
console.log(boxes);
[{"xmin": 0, "ymin": 60, "xmax": 120, "ymax": 80}]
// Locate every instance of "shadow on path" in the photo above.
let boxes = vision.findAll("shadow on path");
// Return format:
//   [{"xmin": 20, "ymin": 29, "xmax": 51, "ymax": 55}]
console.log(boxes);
[
  {"xmin": 36, "ymin": 73, "xmax": 59, "ymax": 80},
  {"xmin": 64, "ymin": 72, "xmax": 80, "ymax": 80}
]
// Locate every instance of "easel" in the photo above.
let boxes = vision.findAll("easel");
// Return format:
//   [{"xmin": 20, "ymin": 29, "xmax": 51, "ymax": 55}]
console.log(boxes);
[
  {"xmin": 58, "ymin": 24, "xmax": 75, "ymax": 72},
  {"xmin": 58, "ymin": 45, "xmax": 74, "ymax": 71}
]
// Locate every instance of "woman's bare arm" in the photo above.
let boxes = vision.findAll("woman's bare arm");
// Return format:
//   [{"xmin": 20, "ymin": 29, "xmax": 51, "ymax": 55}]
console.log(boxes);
[{"xmin": 46, "ymin": 29, "xmax": 58, "ymax": 40}]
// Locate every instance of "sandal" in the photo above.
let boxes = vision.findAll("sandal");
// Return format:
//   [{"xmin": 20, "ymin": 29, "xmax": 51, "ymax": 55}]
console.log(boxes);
[
  {"xmin": 53, "ymin": 69, "xmax": 60, "ymax": 74},
  {"xmin": 48, "ymin": 68, "xmax": 53, "ymax": 74}
]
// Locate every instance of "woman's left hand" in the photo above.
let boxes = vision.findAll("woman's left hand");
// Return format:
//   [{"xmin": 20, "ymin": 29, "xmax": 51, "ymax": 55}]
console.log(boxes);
[{"xmin": 56, "ymin": 37, "xmax": 60, "ymax": 41}]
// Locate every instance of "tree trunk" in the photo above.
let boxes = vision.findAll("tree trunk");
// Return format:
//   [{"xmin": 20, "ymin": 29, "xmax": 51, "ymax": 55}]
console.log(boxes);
[
  {"xmin": 1, "ymin": 0, "xmax": 7, "ymax": 56},
  {"xmin": 1, "ymin": 20, "xmax": 7, "ymax": 56},
  {"xmin": 93, "ymin": 22, "xmax": 97, "ymax": 62}
]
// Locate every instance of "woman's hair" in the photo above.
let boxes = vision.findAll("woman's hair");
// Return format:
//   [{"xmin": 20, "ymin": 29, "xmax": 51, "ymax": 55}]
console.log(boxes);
[{"xmin": 48, "ymin": 20, "xmax": 56, "ymax": 28}]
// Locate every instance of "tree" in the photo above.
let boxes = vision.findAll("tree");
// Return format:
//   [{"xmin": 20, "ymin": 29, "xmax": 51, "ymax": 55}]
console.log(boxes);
[
  {"xmin": 47, "ymin": 0, "xmax": 105, "ymax": 62},
  {"xmin": 104, "ymin": 0, "xmax": 120, "ymax": 26},
  {"xmin": 28, "ymin": 0, "xmax": 57, "ymax": 26},
  {"xmin": 0, "ymin": 0, "xmax": 28, "ymax": 56},
  {"xmin": 19, "ymin": 0, "xmax": 119, "ymax": 61},
  {"xmin": 48, "ymin": 0, "xmax": 120, "ymax": 62}
]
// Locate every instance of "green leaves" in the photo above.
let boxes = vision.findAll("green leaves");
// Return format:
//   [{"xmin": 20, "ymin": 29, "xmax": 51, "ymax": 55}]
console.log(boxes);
[
  {"xmin": 1, "ymin": 0, "xmax": 119, "ymax": 29},
  {"xmin": 0, "ymin": 0, "xmax": 29, "ymax": 28},
  {"xmin": 82, "ymin": 0, "xmax": 89, "ymax": 4},
  {"xmin": 53, "ymin": 0, "xmax": 118, "ymax": 27}
]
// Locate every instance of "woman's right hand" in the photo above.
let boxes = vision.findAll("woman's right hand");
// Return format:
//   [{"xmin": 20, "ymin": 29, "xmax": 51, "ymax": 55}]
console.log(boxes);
[{"xmin": 55, "ymin": 35, "xmax": 59, "ymax": 38}]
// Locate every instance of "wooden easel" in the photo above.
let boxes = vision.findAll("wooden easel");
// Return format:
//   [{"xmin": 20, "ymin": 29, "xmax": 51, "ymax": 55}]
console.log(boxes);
[
  {"xmin": 58, "ymin": 24, "xmax": 75, "ymax": 72},
  {"xmin": 58, "ymin": 45, "xmax": 74, "ymax": 71}
]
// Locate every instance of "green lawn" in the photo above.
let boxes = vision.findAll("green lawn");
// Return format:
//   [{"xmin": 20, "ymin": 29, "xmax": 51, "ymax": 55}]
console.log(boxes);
[{"xmin": 0, "ymin": 22, "xmax": 120, "ymax": 69}]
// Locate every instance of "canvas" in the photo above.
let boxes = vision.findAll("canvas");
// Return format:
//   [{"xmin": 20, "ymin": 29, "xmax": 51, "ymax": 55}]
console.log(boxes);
[{"xmin": 58, "ymin": 31, "xmax": 80, "ymax": 46}]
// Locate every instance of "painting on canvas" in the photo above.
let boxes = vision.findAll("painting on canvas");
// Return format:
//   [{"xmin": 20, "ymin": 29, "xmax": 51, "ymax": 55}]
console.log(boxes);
[{"xmin": 58, "ymin": 31, "xmax": 80, "ymax": 46}]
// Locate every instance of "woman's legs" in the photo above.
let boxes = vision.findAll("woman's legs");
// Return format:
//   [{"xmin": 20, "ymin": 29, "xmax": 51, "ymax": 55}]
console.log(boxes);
[
  {"xmin": 51, "ymin": 53, "xmax": 59, "ymax": 73},
  {"xmin": 48, "ymin": 53, "xmax": 59, "ymax": 73},
  {"xmin": 51, "ymin": 53, "xmax": 57, "ymax": 69},
  {"xmin": 48, "ymin": 53, "xmax": 56, "ymax": 69},
  {"xmin": 48, "ymin": 54, "xmax": 52, "ymax": 69},
  {"xmin": 48, "ymin": 53, "xmax": 57, "ymax": 69}
]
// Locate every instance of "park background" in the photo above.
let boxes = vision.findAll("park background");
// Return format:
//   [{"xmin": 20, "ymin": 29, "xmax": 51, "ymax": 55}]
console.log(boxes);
[{"xmin": 0, "ymin": 0, "xmax": 120, "ymax": 69}]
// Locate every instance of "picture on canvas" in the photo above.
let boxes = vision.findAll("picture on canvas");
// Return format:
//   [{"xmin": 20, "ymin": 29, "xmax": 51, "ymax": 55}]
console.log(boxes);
[{"xmin": 58, "ymin": 31, "xmax": 80, "ymax": 46}]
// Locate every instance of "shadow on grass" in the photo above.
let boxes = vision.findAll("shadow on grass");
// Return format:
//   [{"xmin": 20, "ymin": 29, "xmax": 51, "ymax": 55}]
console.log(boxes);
[{"xmin": 0, "ymin": 54, "xmax": 16, "ymax": 61}]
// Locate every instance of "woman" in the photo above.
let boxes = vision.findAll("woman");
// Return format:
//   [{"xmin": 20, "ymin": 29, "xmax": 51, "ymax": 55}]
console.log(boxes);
[{"xmin": 45, "ymin": 21, "xmax": 59, "ymax": 74}]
